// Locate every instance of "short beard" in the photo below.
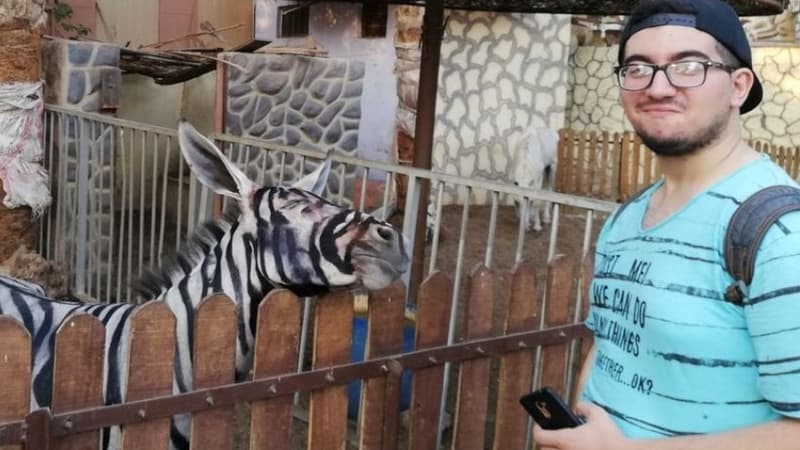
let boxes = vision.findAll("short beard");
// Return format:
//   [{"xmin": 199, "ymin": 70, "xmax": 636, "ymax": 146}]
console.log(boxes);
[{"xmin": 635, "ymin": 108, "xmax": 729, "ymax": 157}]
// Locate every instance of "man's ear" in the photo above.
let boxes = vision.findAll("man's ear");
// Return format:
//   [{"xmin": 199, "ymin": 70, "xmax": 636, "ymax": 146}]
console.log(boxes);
[{"xmin": 730, "ymin": 68, "xmax": 755, "ymax": 110}]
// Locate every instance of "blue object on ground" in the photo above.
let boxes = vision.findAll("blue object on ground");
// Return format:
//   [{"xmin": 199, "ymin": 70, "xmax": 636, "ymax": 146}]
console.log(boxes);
[{"xmin": 347, "ymin": 315, "xmax": 415, "ymax": 420}]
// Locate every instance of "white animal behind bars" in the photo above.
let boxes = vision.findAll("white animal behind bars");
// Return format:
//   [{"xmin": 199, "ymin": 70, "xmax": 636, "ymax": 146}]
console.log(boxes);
[{"xmin": 512, "ymin": 127, "xmax": 559, "ymax": 232}]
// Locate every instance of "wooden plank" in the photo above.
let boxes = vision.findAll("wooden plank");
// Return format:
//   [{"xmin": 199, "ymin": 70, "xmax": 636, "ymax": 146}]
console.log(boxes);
[
  {"xmin": 642, "ymin": 143, "xmax": 654, "ymax": 186},
  {"xmin": 611, "ymin": 132, "xmax": 622, "ymax": 201},
  {"xmin": 631, "ymin": 135, "xmax": 642, "ymax": 193},
  {"xmin": 492, "ymin": 261, "xmax": 539, "ymax": 450},
  {"xmin": 308, "ymin": 291, "xmax": 353, "ymax": 450},
  {"xmin": 575, "ymin": 132, "xmax": 587, "ymax": 196},
  {"xmin": 122, "ymin": 301, "xmax": 176, "ymax": 450},
  {"xmin": 586, "ymin": 131, "xmax": 598, "ymax": 197},
  {"xmin": 538, "ymin": 254, "xmax": 577, "ymax": 395},
  {"xmin": 249, "ymin": 289, "xmax": 302, "ymax": 450},
  {"xmin": 452, "ymin": 265, "xmax": 494, "ymax": 450},
  {"xmin": 599, "ymin": 131, "xmax": 610, "ymax": 200},
  {"xmin": 52, "ymin": 314, "xmax": 105, "ymax": 450},
  {"xmin": 358, "ymin": 280, "xmax": 406, "ymax": 450},
  {"xmin": 556, "ymin": 129, "xmax": 569, "ymax": 193},
  {"xmin": 408, "ymin": 272, "xmax": 453, "ymax": 450},
  {"xmin": 190, "ymin": 294, "xmax": 237, "ymax": 450},
  {"xmin": 619, "ymin": 132, "xmax": 636, "ymax": 201},
  {"xmin": 0, "ymin": 317, "xmax": 31, "ymax": 450}
]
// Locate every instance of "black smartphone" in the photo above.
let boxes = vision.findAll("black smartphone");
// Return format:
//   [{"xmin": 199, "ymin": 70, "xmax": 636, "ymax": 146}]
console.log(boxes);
[{"xmin": 519, "ymin": 386, "xmax": 585, "ymax": 430}]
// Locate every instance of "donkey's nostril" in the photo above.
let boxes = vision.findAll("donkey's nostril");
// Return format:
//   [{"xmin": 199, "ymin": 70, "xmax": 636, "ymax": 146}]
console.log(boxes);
[{"xmin": 376, "ymin": 226, "xmax": 394, "ymax": 242}]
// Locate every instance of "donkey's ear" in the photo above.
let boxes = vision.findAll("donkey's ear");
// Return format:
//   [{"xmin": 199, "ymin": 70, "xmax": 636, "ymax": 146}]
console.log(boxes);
[
  {"xmin": 177, "ymin": 119, "xmax": 255, "ymax": 201},
  {"xmin": 292, "ymin": 150, "xmax": 333, "ymax": 196}
]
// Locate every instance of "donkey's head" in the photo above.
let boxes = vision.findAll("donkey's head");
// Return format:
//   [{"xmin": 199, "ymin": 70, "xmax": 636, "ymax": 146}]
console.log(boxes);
[{"xmin": 177, "ymin": 120, "xmax": 409, "ymax": 292}]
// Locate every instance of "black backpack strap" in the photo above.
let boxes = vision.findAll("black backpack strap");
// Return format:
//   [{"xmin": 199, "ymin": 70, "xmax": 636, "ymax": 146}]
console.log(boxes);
[{"xmin": 724, "ymin": 185, "xmax": 800, "ymax": 305}]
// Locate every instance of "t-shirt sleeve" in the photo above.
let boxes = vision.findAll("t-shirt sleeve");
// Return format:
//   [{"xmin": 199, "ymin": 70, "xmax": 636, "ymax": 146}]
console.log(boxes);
[{"xmin": 745, "ymin": 211, "xmax": 800, "ymax": 419}]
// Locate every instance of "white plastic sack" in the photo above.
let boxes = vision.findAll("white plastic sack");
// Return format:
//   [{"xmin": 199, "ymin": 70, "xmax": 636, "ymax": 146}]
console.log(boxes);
[{"xmin": 0, "ymin": 81, "xmax": 51, "ymax": 215}]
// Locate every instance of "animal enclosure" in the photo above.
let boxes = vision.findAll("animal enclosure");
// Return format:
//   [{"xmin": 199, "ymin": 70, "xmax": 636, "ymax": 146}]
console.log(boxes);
[
  {"xmin": 556, "ymin": 128, "xmax": 800, "ymax": 202},
  {"xmin": 0, "ymin": 255, "xmax": 593, "ymax": 450}
]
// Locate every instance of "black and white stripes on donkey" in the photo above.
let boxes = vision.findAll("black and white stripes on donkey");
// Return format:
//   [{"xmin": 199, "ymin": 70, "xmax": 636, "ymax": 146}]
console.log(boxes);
[{"xmin": 0, "ymin": 120, "xmax": 410, "ymax": 450}]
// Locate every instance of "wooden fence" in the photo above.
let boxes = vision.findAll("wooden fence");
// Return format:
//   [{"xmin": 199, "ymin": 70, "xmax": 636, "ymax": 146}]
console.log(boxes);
[
  {"xmin": 0, "ymin": 253, "xmax": 594, "ymax": 450},
  {"xmin": 557, "ymin": 129, "xmax": 800, "ymax": 202}
]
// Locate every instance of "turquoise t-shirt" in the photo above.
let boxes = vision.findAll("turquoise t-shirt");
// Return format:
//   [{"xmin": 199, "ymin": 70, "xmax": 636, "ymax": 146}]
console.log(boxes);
[{"xmin": 583, "ymin": 155, "xmax": 800, "ymax": 437}]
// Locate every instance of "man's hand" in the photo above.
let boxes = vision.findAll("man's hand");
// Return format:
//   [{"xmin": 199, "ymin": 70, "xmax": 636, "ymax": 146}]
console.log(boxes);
[{"xmin": 533, "ymin": 402, "xmax": 629, "ymax": 450}]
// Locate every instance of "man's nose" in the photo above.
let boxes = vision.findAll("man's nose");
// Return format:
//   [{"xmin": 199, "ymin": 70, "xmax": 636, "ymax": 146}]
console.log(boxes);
[{"xmin": 645, "ymin": 70, "xmax": 677, "ymax": 97}]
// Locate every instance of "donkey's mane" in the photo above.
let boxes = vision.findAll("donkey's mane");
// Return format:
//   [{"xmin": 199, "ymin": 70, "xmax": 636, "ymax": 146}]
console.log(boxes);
[{"xmin": 131, "ymin": 208, "xmax": 240, "ymax": 300}]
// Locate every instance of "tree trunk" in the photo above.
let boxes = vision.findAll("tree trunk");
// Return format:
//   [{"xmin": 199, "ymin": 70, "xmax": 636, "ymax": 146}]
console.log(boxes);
[{"xmin": 0, "ymin": 10, "xmax": 44, "ymax": 261}]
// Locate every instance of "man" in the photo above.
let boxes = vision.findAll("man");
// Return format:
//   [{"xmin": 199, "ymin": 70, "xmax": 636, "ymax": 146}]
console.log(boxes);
[{"xmin": 534, "ymin": 1, "xmax": 800, "ymax": 449}]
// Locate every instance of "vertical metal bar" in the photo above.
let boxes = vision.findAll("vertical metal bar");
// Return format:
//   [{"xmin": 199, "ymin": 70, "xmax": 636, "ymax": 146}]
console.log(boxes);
[
  {"xmin": 514, "ymin": 196, "xmax": 530, "ymax": 264},
  {"xmin": 138, "ymin": 131, "xmax": 147, "ymax": 276},
  {"xmin": 257, "ymin": 145, "xmax": 269, "ymax": 186},
  {"xmin": 381, "ymin": 171, "xmax": 392, "ymax": 220},
  {"xmin": 149, "ymin": 133, "xmax": 159, "ymax": 270},
  {"xmin": 484, "ymin": 190, "xmax": 499, "ymax": 268},
  {"xmin": 158, "ymin": 135, "xmax": 172, "ymax": 267},
  {"xmin": 74, "ymin": 118, "xmax": 90, "ymax": 297},
  {"xmin": 55, "ymin": 113, "xmax": 67, "ymax": 268},
  {"xmin": 126, "ymin": 128, "xmax": 136, "ymax": 300},
  {"xmin": 547, "ymin": 203, "xmax": 561, "ymax": 262},
  {"xmin": 187, "ymin": 154, "xmax": 198, "ymax": 234},
  {"xmin": 427, "ymin": 180, "xmax": 445, "ymax": 275},
  {"xmin": 116, "ymin": 127, "xmax": 129, "ymax": 302},
  {"xmin": 337, "ymin": 163, "xmax": 346, "ymax": 205},
  {"xmin": 582, "ymin": 209, "xmax": 594, "ymax": 258},
  {"xmin": 278, "ymin": 152, "xmax": 286, "ymax": 185},
  {"xmin": 400, "ymin": 174, "xmax": 420, "ymax": 291},
  {"xmin": 176, "ymin": 143, "xmax": 186, "ymax": 249},
  {"xmin": 564, "ymin": 208, "xmax": 595, "ymax": 403},
  {"xmin": 106, "ymin": 124, "xmax": 116, "ymax": 302},
  {"xmin": 295, "ymin": 297, "xmax": 314, "ymax": 406},
  {"xmin": 438, "ymin": 186, "xmax": 472, "ymax": 449},
  {"xmin": 358, "ymin": 168, "xmax": 368, "ymax": 212}
]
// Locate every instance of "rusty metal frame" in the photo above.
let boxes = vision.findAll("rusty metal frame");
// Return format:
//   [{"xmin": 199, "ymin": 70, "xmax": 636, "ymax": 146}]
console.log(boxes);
[{"xmin": 0, "ymin": 323, "xmax": 589, "ymax": 446}]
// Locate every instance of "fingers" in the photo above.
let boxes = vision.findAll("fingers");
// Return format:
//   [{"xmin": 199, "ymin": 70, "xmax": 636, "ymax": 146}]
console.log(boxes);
[
  {"xmin": 575, "ymin": 401, "xmax": 598, "ymax": 417},
  {"xmin": 532, "ymin": 424, "xmax": 567, "ymax": 447}
]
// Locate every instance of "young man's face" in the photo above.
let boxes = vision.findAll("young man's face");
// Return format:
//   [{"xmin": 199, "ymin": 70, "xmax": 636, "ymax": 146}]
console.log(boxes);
[{"xmin": 619, "ymin": 25, "xmax": 740, "ymax": 156}]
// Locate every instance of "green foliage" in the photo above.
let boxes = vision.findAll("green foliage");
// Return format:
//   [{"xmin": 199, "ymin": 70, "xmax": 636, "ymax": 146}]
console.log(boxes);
[{"xmin": 51, "ymin": 2, "xmax": 91, "ymax": 39}]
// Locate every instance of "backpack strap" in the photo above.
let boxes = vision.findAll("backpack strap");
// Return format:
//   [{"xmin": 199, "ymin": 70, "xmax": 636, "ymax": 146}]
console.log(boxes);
[{"xmin": 724, "ymin": 185, "xmax": 800, "ymax": 305}]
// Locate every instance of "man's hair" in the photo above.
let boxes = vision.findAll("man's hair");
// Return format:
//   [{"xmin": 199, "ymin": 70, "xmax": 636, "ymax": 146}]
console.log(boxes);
[{"xmin": 715, "ymin": 42, "xmax": 742, "ymax": 68}]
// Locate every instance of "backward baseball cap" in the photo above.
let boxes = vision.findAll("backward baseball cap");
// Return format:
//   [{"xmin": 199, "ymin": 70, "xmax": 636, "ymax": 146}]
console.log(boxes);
[{"xmin": 617, "ymin": 0, "xmax": 763, "ymax": 114}]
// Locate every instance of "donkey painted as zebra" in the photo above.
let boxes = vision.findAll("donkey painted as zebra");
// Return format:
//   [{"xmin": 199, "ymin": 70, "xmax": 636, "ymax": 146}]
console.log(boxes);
[{"xmin": 0, "ymin": 120, "xmax": 410, "ymax": 449}]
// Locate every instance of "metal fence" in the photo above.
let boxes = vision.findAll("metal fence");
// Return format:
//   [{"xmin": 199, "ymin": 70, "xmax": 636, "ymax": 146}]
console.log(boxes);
[
  {"xmin": 41, "ymin": 105, "xmax": 618, "ymax": 303},
  {"xmin": 39, "ymin": 105, "xmax": 619, "ymax": 444}
]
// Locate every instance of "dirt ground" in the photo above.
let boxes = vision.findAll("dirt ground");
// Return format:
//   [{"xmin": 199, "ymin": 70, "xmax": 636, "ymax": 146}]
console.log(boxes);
[{"xmin": 233, "ymin": 203, "xmax": 609, "ymax": 450}]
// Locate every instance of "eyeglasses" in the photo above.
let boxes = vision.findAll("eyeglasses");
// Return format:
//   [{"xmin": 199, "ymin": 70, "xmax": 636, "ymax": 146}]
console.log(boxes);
[{"xmin": 614, "ymin": 60, "xmax": 737, "ymax": 91}]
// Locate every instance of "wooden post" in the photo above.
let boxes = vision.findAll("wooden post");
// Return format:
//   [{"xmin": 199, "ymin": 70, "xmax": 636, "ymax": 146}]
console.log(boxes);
[{"xmin": 0, "ymin": 8, "xmax": 44, "ymax": 260}]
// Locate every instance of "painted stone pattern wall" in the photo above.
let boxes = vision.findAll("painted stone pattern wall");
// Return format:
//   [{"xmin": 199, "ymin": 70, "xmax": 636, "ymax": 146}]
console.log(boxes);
[
  {"xmin": 42, "ymin": 38, "xmax": 120, "ymax": 297},
  {"xmin": 223, "ymin": 53, "xmax": 364, "ymax": 204},
  {"xmin": 434, "ymin": 11, "xmax": 571, "ymax": 205},
  {"xmin": 566, "ymin": 45, "xmax": 800, "ymax": 148}
]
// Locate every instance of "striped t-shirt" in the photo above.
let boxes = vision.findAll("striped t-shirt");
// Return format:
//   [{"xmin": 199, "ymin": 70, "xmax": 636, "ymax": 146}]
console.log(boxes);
[{"xmin": 583, "ymin": 155, "xmax": 800, "ymax": 437}]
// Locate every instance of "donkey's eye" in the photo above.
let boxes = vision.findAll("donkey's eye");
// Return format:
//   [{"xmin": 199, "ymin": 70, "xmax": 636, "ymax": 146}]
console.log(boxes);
[{"xmin": 281, "ymin": 200, "xmax": 304, "ymax": 209}]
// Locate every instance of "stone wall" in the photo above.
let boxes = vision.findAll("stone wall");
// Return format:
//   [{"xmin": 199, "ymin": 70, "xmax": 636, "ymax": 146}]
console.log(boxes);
[
  {"xmin": 434, "ymin": 11, "xmax": 571, "ymax": 204},
  {"xmin": 223, "ymin": 53, "xmax": 364, "ymax": 204},
  {"xmin": 566, "ymin": 45, "xmax": 800, "ymax": 148}
]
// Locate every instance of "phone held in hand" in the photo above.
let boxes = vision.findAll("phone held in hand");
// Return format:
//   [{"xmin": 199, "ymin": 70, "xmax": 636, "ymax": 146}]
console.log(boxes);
[{"xmin": 519, "ymin": 386, "xmax": 585, "ymax": 430}]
